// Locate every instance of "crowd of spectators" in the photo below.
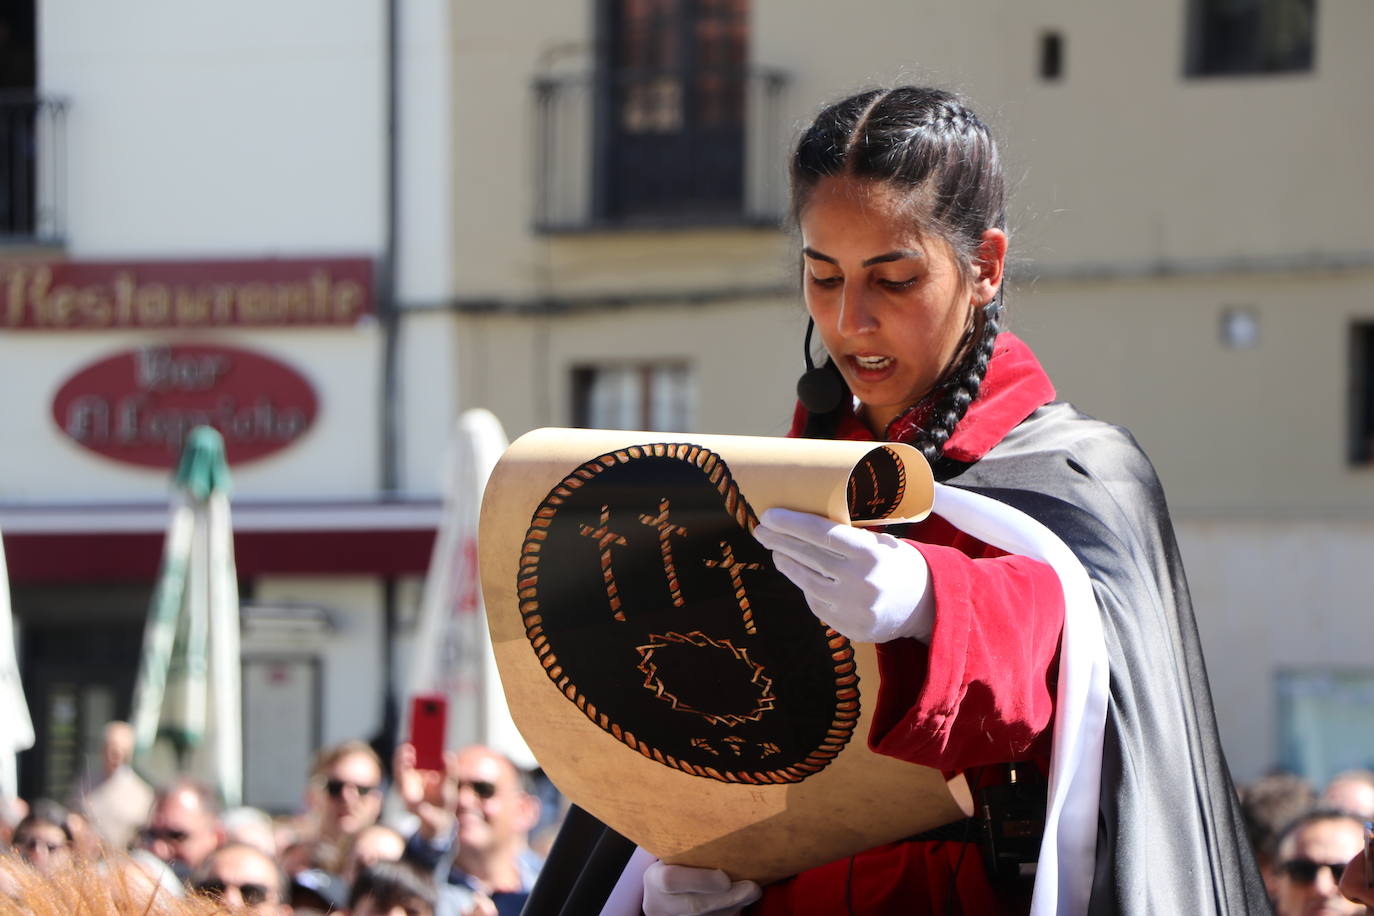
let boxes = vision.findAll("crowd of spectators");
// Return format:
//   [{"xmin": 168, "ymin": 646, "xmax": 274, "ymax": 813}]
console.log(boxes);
[
  {"xmin": 0, "ymin": 722, "xmax": 554, "ymax": 916},
  {"xmin": 5, "ymin": 715, "xmax": 1374, "ymax": 914},
  {"xmin": 1238, "ymin": 767, "xmax": 1374, "ymax": 915}
]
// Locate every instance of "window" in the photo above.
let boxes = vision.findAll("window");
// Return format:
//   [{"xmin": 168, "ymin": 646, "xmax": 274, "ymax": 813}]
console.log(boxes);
[
  {"xmin": 1039, "ymin": 31, "xmax": 1064, "ymax": 81},
  {"xmin": 533, "ymin": 0, "xmax": 787, "ymax": 232},
  {"xmin": 1276, "ymin": 669, "xmax": 1374, "ymax": 788},
  {"xmin": 0, "ymin": 0, "xmax": 49, "ymax": 240},
  {"xmin": 571, "ymin": 363, "xmax": 695, "ymax": 432},
  {"xmin": 598, "ymin": 0, "xmax": 749, "ymax": 222},
  {"xmin": 1186, "ymin": 0, "xmax": 1315, "ymax": 76},
  {"xmin": 1350, "ymin": 322, "xmax": 1374, "ymax": 465}
]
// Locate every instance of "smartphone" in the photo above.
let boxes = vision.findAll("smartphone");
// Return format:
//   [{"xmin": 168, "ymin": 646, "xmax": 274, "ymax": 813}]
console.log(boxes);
[{"xmin": 409, "ymin": 693, "xmax": 448, "ymax": 772}]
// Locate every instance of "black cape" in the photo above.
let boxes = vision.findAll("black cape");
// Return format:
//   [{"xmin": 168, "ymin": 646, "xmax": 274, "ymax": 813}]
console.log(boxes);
[
  {"xmin": 523, "ymin": 401, "xmax": 1270, "ymax": 915},
  {"xmin": 945, "ymin": 401, "xmax": 1268, "ymax": 914}
]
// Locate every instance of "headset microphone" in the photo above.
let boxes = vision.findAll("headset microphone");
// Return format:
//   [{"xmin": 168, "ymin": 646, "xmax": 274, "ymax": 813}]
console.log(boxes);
[{"xmin": 795, "ymin": 317, "xmax": 846, "ymax": 414}]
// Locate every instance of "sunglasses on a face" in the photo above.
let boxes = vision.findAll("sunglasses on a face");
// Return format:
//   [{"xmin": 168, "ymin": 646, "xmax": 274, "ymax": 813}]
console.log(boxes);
[
  {"xmin": 456, "ymin": 778, "xmax": 498, "ymax": 800},
  {"xmin": 1277, "ymin": 857, "xmax": 1347, "ymax": 884},
  {"xmin": 193, "ymin": 879, "xmax": 271, "ymax": 906},
  {"xmin": 324, "ymin": 777, "xmax": 379, "ymax": 799},
  {"xmin": 141, "ymin": 826, "xmax": 190, "ymax": 843},
  {"xmin": 17, "ymin": 838, "xmax": 66, "ymax": 854}
]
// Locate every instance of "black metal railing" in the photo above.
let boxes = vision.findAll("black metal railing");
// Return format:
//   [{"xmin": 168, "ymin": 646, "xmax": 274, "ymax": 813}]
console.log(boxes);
[
  {"xmin": 1, "ymin": 91, "xmax": 67, "ymax": 243},
  {"xmin": 533, "ymin": 67, "xmax": 787, "ymax": 233}
]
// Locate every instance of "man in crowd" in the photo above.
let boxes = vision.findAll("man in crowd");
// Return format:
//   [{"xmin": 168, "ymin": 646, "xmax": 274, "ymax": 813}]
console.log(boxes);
[
  {"xmin": 1270, "ymin": 808, "xmax": 1368, "ymax": 916},
  {"xmin": 11, "ymin": 800, "xmax": 74, "ymax": 876},
  {"xmin": 139, "ymin": 778, "xmax": 225, "ymax": 881},
  {"xmin": 1239, "ymin": 771, "xmax": 1320, "ymax": 900},
  {"xmin": 74, "ymin": 720, "xmax": 154, "ymax": 851},
  {"xmin": 192, "ymin": 841, "xmax": 293, "ymax": 915},
  {"xmin": 1323, "ymin": 769, "xmax": 1374, "ymax": 821},
  {"xmin": 394, "ymin": 742, "xmax": 542, "ymax": 916},
  {"xmin": 300, "ymin": 740, "xmax": 385, "ymax": 870},
  {"xmin": 342, "ymin": 823, "xmax": 407, "ymax": 888}
]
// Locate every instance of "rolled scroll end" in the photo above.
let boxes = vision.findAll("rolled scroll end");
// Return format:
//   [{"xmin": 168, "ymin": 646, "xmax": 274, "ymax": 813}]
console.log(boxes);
[{"xmin": 846, "ymin": 443, "xmax": 934, "ymax": 527}]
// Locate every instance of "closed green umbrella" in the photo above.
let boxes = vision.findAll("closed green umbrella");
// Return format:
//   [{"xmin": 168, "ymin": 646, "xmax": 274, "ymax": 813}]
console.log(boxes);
[{"xmin": 130, "ymin": 426, "xmax": 242, "ymax": 806}]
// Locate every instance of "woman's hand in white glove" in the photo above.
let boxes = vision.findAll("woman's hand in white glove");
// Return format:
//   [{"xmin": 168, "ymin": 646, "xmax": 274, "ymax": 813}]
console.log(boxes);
[
  {"xmin": 753, "ymin": 507, "xmax": 935, "ymax": 643},
  {"xmin": 642, "ymin": 861, "xmax": 762, "ymax": 916}
]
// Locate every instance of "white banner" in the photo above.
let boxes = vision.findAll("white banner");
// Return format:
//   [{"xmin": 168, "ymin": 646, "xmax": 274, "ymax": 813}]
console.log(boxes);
[
  {"xmin": 0, "ymin": 528, "xmax": 35, "ymax": 801},
  {"xmin": 408, "ymin": 409, "xmax": 534, "ymax": 769}
]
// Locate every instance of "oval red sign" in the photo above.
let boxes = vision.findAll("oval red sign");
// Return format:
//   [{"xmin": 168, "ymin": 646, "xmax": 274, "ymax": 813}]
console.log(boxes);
[{"xmin": 51, "ymin": 343, "xmax": 319, "ymax": 468}]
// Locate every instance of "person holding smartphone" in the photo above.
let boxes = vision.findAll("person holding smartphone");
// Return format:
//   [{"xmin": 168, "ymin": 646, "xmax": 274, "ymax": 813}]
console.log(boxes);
[{"xmin": 394, "ymin": 741, "xmax": 543, "ymax": 916}]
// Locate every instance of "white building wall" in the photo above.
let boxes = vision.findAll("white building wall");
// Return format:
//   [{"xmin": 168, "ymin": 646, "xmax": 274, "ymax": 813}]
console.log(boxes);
[
  {"xmin": 396, "ymin": 0, "xmax": 455, "ymax": 307},
  {"xmin": 454, "ymin": 297, "xmax": 803, "ymax": 438},
  {"xmin": 38, "ymin": 0, "xmax": 385, "ymax": 257},
  {"xmin": 7, "ymin": 1, "xmax": 461, "ymax": 807},
  {"xmin": 399, "ymin": 310, "xmax": 459, "ymax": 495},
  {"xmin": 1179, "ymin": 520, "xmax": 1374, "ymax": 782},
  {"xmin": 246, "ymin": 576, "xmax": 388, "ymax": 749},
  {"xmin": 1012, "ymin": 270, "xmax": 1374, "ymax": 517},
  {"xmin": 757, "ymin": 0, "xmax": 1374, "ymax": 273}
]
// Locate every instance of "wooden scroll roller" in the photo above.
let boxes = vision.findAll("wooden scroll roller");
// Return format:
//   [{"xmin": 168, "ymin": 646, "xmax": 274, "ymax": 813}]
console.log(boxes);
[{"xmin": 478, "ymin": 428, "xmax": 972, "ymax": 884}]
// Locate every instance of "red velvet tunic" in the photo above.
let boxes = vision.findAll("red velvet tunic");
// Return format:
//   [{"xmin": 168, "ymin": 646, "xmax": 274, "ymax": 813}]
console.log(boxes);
[{"xmin": 747, "ymin": 334, "xmax": 1065, "ymax": 915}]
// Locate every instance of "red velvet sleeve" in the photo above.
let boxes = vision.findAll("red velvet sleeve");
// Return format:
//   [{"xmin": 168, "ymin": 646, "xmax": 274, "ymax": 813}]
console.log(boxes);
[{"xmin": 866, "ymin": 518, "xmax": 1064, "ymax": 775}]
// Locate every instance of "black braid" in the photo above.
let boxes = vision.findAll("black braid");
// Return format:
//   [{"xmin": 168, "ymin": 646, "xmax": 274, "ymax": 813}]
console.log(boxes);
[{"xmin": 912, "ymin": 297, "xmax": 1002, "ymax": 463}]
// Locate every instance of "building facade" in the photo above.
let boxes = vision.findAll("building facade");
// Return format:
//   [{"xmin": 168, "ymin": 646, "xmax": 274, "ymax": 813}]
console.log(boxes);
[
  {"xmin": 444, "ymin": 0, "xmax": 1374, "ymax": 785},
  {"xmin": 2, "ymin": 0, "xmax": 1371, "ymax": 810},
  {"xmin": 0, "ymin": 0, "xmax": 459, "ymax": 810}
]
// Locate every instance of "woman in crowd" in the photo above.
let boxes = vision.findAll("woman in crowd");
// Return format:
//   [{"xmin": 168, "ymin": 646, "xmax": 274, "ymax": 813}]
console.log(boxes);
[
  {"xmin": 639, "ymin": 85, "xmax": 1268, "ymax": 915},
  {"xmin": 10, "ymin": 801, "xmax": 73, "ymax": 877}
]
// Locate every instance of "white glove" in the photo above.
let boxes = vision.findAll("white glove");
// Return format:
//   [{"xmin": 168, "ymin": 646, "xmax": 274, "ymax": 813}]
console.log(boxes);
[
  {"xmin": 642, "ymin": 861, "xmax": 762, "ymax": 916},
  {"xmin": 753, "ymin": 507, "xmax": 935, "ymax": 643}
]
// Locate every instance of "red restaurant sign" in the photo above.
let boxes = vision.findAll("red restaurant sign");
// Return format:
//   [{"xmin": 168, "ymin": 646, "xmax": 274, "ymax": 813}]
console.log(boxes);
[
  {"xmin": 1, "ymin": 257, "xmax": 372, "ymax": 330},
  {"xmin": 52, "ymin": 344, "xmax": 319, "ymax": 468}
]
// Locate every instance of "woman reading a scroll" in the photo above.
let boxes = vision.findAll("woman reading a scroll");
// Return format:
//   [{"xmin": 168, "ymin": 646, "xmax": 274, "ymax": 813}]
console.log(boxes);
[{"xmin": 641, "ymin": 88, "xmax": 1266, "ymax": 914}]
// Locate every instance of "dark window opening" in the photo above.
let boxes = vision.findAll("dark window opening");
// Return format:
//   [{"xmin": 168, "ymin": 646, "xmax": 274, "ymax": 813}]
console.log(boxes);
[
  {"xmin": 1, "ymin": 0, "xmax": 42, "ymax": 238},
  {"xmin": 0, "ymin": 1, "xmax": 36, "ymax": 90},
  {"xmin": 1187, "ymin": 0, "xmax": 1315, "ymax": 76},
  {"xmin": 596, "ymin": 0, "xmax": 749, "ymax": 223},
  {"xmin": 1349, "ymin": 322, "xmax": 1374, "ymax": 465},
  {"xmin": 1039, "ymin": 31, "xmax": 1064, "ymax": 81}
]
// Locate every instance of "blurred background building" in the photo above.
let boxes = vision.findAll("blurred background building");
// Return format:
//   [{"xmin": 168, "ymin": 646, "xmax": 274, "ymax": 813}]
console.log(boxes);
[{"xmin": 2, "ymin": 0, "xmax": 1371, "ymax": 810}]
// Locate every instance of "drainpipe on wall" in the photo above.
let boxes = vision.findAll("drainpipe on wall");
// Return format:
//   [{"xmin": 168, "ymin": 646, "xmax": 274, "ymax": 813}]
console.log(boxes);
[
  {"xmin": 371, "ymin": 0, "xmax": 401, "ymax": 770},
  {"xmin": 379, "ymin": 0, "xmax": 401, "ymax": 496}
]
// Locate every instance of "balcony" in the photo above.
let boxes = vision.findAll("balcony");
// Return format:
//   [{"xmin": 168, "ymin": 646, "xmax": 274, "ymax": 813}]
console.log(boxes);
[
  {"xmin": 533, "ymin": 67, "xmax": 788, "ymax": 234},
  {"xmin": 1, "ymin": 92, "xmax": 67, "ymax": 245}
]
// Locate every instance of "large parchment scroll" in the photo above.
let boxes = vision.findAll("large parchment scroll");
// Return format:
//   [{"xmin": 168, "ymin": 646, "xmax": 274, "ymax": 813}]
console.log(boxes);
[{"xmin": 479, "ymin": 428, "xmax": 972, "ymax": 884}]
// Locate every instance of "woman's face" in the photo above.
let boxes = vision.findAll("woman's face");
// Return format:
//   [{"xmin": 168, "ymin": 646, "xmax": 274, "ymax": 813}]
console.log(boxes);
[
  {"xmin": 15, "ymin": 822, "xmax": 70, "ymax": 874},
  {"xmin": 799, "ymin": 176, "xmax": 1004, "ymax": 435}
]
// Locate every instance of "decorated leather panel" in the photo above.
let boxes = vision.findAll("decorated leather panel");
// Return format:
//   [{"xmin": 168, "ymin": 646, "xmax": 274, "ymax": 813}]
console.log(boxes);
[
  {"xmin": 519, "ymin": 442, "xmax": 857, "ymax": 784},
  {"xmin": 480, "ymin": 428, "xmax": 966, "ymax": 883}
]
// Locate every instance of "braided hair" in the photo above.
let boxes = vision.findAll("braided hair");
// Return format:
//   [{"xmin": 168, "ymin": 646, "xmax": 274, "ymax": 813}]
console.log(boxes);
[{"xmin": 792, "ymin": 87, "xmax": 1007, "ymax": 464}]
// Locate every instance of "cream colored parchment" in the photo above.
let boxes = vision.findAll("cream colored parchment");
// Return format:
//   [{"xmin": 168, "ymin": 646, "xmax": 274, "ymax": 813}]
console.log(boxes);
[{"xmin": 479, "ymin": 428, "xmax": 970, "ymax": 885}]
